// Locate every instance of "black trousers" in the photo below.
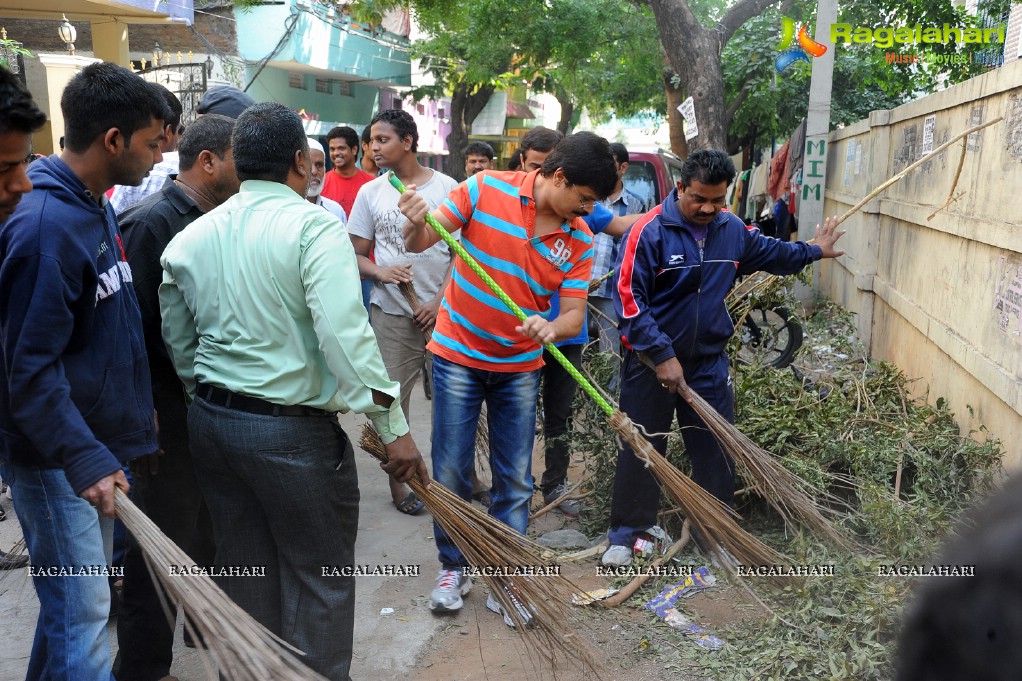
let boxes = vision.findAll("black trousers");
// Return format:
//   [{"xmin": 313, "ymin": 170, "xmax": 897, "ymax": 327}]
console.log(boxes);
[
  {"xmin": 114, "ymin": 380, "xmax": 215, "ymax": 681},
  {"xmin": 608, "ymin": 350, "xmax": 736, "ymax": 548},
  {"xmin": 539, "ymin": 344, "xmax": 583, "ymax": 495}
]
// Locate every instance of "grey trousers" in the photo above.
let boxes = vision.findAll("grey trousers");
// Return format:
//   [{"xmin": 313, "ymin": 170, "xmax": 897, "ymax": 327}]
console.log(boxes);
[{"xmin": 187, "ymin": 397, "xmax": 359, "ymax": 681}]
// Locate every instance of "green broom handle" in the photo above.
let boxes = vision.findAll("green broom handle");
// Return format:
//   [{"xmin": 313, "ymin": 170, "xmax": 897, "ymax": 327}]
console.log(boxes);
[{"xmin": 389, "ymin": 172, "xmax": 615, "ymax": 416}]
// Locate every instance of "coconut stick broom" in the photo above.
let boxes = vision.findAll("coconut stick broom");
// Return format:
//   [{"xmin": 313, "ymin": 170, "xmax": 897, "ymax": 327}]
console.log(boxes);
[
  {"xmin": 632, "ymin": 351, "xmax": 858, "ymax": 551},
  {"xmin": 584, "ymin": 266, "xmax": 858, "ymax": 551},
  {"xmin": 392, "ymin": 280, "xmax": 596, "ymax": 671},
  {"xmin": 358, "ymin": 423, "xmax": 604, "ymax": 676},
  {"xmin": 113, "ymin": 489, "xmax": 330, "ymax": 681},
  {"xmin": 387, "ymin": 173, "xmax": 788, "ymax": 575}
]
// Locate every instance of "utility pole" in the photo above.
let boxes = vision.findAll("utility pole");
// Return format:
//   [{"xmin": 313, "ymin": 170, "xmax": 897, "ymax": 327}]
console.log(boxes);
[{"xmin": 798, "ymin": 0, "xmax": 838, "ymax": 273}]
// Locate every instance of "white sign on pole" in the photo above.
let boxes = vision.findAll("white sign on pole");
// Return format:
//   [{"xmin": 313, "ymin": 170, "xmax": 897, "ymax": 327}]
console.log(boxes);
[{"xmin": 677, "ymin": 96, "xmax": 698, "ymax": 141}]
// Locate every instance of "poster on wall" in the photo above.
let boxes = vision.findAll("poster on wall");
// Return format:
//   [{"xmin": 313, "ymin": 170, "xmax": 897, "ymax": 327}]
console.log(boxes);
[
  {"xmin": 993, "ymin": 256, "xmax": 1022, "ymax": 342},
  {"xmin": 920, "ymin": 115, "xmax": 936, "ymax": 157}
]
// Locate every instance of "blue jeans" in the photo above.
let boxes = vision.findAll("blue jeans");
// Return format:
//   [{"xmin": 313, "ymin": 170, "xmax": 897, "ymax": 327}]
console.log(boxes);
[
  {"xmin": 187, "ymin": 397, "xmax": 359, "ymax": 681},
  {"xmin": 360, "ymin": 277, "xmax": 373, "ymax": 312},
  {"xmin": 431, "ymin": 355, "xmax": 540, "ymax": 569},
  {"xmin": 1, "ymin": 461, "xmax": 114, "ymax": 681}
]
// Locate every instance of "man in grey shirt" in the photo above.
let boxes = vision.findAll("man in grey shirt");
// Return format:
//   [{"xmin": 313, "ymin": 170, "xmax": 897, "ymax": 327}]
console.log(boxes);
[{"xmin": 347, "ymin": 109, "xmax": 457, "ymax": 516}]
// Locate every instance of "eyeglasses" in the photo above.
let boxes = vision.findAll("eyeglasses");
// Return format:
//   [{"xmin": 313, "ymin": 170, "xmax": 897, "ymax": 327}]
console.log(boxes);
[{"xmin": 570, "ymin": 184, "xmax": 595, "ymax": 213}]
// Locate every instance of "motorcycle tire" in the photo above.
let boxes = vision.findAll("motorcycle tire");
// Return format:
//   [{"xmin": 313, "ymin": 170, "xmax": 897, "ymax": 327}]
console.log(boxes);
[{"xmin": 737, "ymin": 306, "xmax": 804, "ymax": 369}]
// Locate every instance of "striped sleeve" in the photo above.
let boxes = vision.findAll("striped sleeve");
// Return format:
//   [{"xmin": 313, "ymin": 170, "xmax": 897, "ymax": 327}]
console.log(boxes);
[{"xmin": 438, "ymin": 174, "xmax": 479, "ymax": 230}]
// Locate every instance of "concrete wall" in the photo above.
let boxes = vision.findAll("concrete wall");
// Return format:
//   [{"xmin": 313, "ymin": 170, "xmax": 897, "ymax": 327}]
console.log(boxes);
[
  {"xmin": 820, "ymin": 58, "xmax": 1022, "ymax": 468},
  {"xmin": 0, "ymin": 10, "xmax": 237, "ymax": 57},
  {"xmin": 243, "ymin": 65, "xmax": 379, "ymax": 129}
]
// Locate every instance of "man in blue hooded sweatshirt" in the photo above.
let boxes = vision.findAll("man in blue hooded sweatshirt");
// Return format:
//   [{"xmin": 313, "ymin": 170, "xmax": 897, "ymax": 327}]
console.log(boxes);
[{"xmin": 0, "ymin": 62, "xmax": 168, "ymax": 680}]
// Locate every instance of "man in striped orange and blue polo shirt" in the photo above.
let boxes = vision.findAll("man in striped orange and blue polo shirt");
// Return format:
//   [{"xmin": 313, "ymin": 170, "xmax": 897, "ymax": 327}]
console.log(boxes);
[{"xmin": 399, "ymin": 131, "xmax": 617, "ymax": 627}]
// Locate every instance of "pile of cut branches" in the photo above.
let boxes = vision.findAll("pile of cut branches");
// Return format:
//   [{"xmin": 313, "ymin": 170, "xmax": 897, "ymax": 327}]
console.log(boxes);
[{"xmin": 572, "ymin": 299, "xmax": 1001, "ymax": 680}]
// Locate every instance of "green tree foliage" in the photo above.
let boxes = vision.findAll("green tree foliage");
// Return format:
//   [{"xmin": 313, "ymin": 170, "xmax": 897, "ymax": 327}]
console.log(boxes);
[
  {"xmin": 407, "ymin": 0, "xmax": 521, "ymax": 179},
  {"xmin": 368, "ymin": 0, "xmax": 669, "ymax": 176},
  {"xmin": 723, "ymin": 0, "xmax": 1009, "ymax": 151},
  {"xmin": 347, "ymin": 0, "xmax": 1011, "ymax": 162},
  {"xmin": 647, "ymin": 0, "xmax": 1011, "ymax": 151},
  {"xmin": 722, "ymin": 5, "xmax": 913, "ymax": 152},
  {"xmin": 508, "ymin": 0, "xmax": 667, "ymax": 128}
]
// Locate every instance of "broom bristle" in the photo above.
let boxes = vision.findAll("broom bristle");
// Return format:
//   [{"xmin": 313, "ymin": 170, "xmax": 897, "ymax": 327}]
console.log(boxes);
[
  {"xmin": 358, "ymin": 423, "xmax": 606, "ymax": 677},
  {"xmin": 113, "ymin": 489, "xmax": 329, "ymax": 681},
  {"xmin": 680, "ymin": 388, "xmax": 861, "ymax": 553},
  {"xmin": 609, "ymin": 410, "xmax": 793, "ymax": 583},
  {"xmin": 397, "ymin": 280, "xmax": 421, "ymax": 313},
  {"xmin": 630, "ymin": 351, "xmax": 857, "ymax": 552},
  {"xmin": 474, "ymin": 404, "xmax": 491, "ymax": 473}
]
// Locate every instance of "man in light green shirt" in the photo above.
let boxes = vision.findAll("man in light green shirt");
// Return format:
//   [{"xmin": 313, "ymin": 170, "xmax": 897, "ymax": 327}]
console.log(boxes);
[{"xmin": 159, "ymin": 102, "xmax": 428, "ymax": 681}]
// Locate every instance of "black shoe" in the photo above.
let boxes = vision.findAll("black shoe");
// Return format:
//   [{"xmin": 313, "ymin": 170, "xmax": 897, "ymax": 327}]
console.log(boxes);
[
  {"xmin": 0, "ymin": 549, "xmax": 29, "ymax": 570},
  {"xmin": 108, "ymin": 576, "xmax": 121, "ymax": 618}
]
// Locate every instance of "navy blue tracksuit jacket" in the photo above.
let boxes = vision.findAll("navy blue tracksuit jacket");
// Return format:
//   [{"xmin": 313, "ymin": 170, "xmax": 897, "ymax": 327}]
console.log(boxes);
[{"xmin": 614, "ymin": 187, "xmax": 823, "ymax": 367}]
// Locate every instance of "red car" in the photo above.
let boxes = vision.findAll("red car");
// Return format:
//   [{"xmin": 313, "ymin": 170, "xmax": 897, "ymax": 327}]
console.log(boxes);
[{"xmin": 623, "ymin": 148, "xmax": 685, "ymax": 210}]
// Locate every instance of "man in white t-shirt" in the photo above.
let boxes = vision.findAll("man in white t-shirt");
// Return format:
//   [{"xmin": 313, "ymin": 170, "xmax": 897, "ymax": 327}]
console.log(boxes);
[
  {"xmin": 305, "ymin": 137, "xmax": 347, "ymax": 223},
  {"xmin": 347, "ymin": 109, "xmax": 458, "ymax": 516}
]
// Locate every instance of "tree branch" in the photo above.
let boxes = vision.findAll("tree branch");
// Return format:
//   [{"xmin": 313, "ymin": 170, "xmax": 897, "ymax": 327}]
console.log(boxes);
[
  {"xmin": 719, "ymin": 0, "xmax": 788, "ymax": 46},
  {"xmin": 463, "ymin": 84, "xmax": 495, "ymax": 127},
  {"xmin": 725, "ymin": 83, "xmax": 752, "ymax": 126}
]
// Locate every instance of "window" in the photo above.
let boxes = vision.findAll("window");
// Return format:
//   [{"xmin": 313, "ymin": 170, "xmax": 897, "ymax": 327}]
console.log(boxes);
[
  {"xmin": 288, "ymin": 72, "xmax": 305, "ymax": 89},
  {"xmin": 623, "ymin": 161, "xmax": 659, "ymax": 208},
  {"xmin": 315, "ymin": 79, "xmax": 332, "ymax": 94},
  {"xmin": 337, "ymin": 81, "xmax": 352, "ymax": 97}
]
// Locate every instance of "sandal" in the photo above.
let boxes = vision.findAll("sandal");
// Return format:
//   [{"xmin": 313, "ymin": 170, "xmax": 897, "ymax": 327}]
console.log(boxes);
[{"xmin": 393, "ymin": 492, "xmax": 425, "ymax": 515}]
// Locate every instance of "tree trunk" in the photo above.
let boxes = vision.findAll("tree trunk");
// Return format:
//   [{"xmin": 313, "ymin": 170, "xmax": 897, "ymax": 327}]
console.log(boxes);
[
  {"xmin": 446, "ymin": 81, "xmax": 495, "ymax": 182},
  {"xmin": 649, "ymin": 0, "xmax": 781, "ymax": 152},
  {"xmin": 555, "ymin": 91, "xmax": 575, "ymax": 135},
  {"xmin": 650, "ymin": 4, "xmax": 726, "ymax": 151},
  {"xmin": 663, "ymin": 74, "xmax": 689, "ymax": 158}
]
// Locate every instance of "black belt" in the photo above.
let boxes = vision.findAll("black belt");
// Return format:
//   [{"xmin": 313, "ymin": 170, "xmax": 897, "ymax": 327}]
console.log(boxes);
[{"xmin": 195, "ymin": 383, "xmax": 334, "ymax": 418}]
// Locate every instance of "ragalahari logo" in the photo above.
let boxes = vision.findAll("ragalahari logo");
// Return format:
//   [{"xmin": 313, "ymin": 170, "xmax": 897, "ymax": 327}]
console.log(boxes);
[{"xmin": 775, "ymin": 18, "xmax": 828, "ymax": 73}]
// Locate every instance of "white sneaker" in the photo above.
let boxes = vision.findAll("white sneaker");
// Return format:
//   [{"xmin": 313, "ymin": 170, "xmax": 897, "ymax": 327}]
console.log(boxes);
[
  {"xmin": 601, "ymin": 545, "xmax": 633, "ymax": 567},
  {"xmin": 429, "ymin": 569, "xmax": 471, "ymax": 612},
  {"xmin": 485, "ymin": 586, "xmax": 534, "ymax": 628},
  {"xmin": 543, "ymin": 483, "xmax": 580, "ymax": 518}
]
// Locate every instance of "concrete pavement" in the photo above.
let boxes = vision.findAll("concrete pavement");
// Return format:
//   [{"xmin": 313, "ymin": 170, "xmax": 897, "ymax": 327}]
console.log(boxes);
[{"xmin": 0, "ymin": 385, "xmax": 448, "ymax": 680}]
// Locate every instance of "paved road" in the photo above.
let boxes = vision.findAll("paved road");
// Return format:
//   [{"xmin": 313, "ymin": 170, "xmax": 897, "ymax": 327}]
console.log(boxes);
[{"xmin": 0, "ymin": 386, "xmax": 445, "ymax": 680}]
